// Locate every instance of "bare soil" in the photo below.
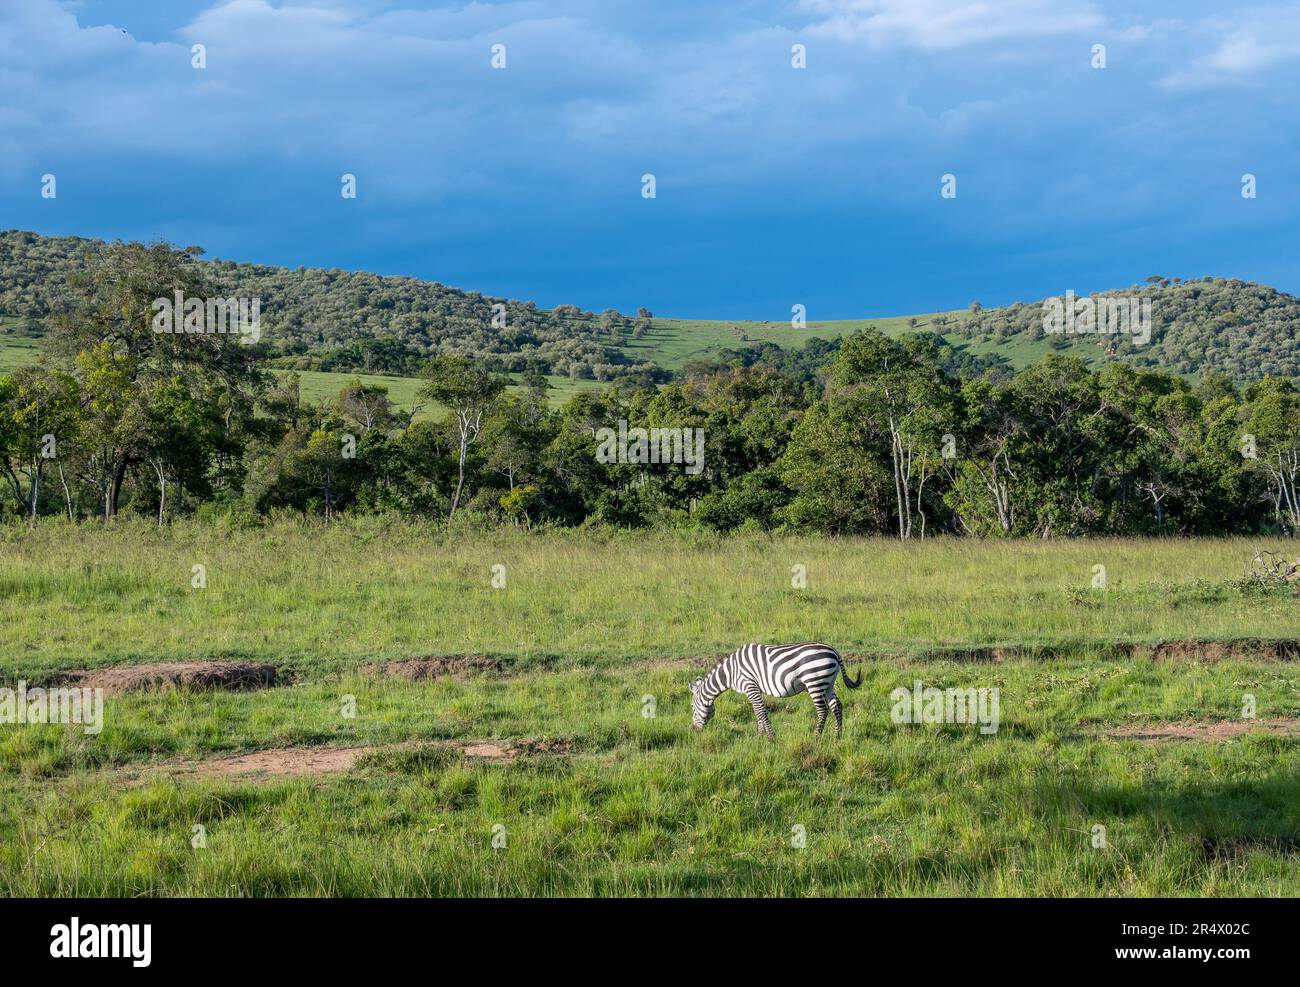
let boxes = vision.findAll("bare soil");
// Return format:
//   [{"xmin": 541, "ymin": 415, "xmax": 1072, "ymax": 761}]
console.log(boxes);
[
  {"xmin": 168, "ymin": 737, "xmax": 559, "ymax": 782},
  {"xmin": 49, "ymin": 661, "xmax": 278, "ymax": 695},
  {"xmin": 855, "ymin": 638, "xmax": 1300, "ymax": 664},
  {"xmin": 1146, "ymin": 639, "xmax": 1300, "ymax": 662},
  {"xmin": 363, "ymin": 655, "xmax": 502, "ymax": 680},
  {"xmin": 1104, "ymin": 717, "xmax": 1300, "ymax": 742}
]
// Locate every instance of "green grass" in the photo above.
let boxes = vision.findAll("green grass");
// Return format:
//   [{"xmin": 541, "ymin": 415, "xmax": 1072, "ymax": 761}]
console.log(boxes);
[
  {"xmin": 286, "ymin": 367, "xmax": 428, "ymax": 411},
  {"xmin": 1, "ymin": 516, "xmax": 1296, "ymax": 897},
  {"xmin": 0, "ymin": 331, "xmax": 41, "ymax": 372},
  {"xmin": 1, "ymin": 523, "xmax": 1294, "ymax": 676},
  {"xmin": 1, "ymin": 654, "xmax": 1296, "ymax": 896},
  {"xmin": 0, "ymin": 334, "xmax": 598, "ymax": 415},
  {"xmin": 594, "ymin": 309, "xmax": 1105, "ymax": 373},
  {"xmin": 282, "ymin": 368, "xmax": 596, "ymax": 418},
  {"xmin": 2, "ymin": 304, "xmax": 1110, "ymax": 408}
]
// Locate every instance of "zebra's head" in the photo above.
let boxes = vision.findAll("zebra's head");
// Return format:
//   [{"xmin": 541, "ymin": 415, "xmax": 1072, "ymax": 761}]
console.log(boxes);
[{"xmin": 689, "ymin": 678, "xmax": 714, "ymax": 730}]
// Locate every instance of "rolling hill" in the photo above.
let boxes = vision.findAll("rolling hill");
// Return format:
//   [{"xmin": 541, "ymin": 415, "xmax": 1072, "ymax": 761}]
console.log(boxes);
[{"xmin": 2, "ymin": 230, "xmax": 1297, "ymax": 393}]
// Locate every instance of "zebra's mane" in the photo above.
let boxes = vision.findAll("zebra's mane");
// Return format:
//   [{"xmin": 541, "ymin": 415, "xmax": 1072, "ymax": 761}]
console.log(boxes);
[{"xmin": 700, "ymin": 653, "xmax": 731, "ymax": 683}]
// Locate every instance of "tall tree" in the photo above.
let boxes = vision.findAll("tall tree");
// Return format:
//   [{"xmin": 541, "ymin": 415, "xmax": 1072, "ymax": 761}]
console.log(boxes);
[
  {"xmin": 1243, "ymin": 377, "xmax": 1300, "ymax": 534},
  {"xmin": 49, "ymin": 241, "xmax": 263, "ymax": 518},
  {"xmin": 418, "ymin": 356, "xmax": 507, "ymax": 521},
  {"xmin": 828, "ymin": 331, "xmax": 957, "ymax": 538},
  {"xmin": 0, "ymin": 367, "xmax": 81, "ymax": 523}
]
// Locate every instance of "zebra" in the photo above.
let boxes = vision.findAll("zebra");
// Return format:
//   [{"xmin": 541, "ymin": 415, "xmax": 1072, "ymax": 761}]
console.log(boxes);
[{"xmin": 690, "ymin": 643, "xmax": 861, "ymax": 740}]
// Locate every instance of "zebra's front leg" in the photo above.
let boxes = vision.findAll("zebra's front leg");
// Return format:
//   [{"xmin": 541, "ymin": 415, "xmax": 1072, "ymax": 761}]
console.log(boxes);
[
  {"xmin": 810, "ymin": 689, "xmax": 829, "ymax": 738},
  {"xmin": 829, "ymin": 692, "xmax": 843, "ymax": 739},
  {"xmin": 743, "ymin": 685, "xmax": 773, "ymax": 740}
]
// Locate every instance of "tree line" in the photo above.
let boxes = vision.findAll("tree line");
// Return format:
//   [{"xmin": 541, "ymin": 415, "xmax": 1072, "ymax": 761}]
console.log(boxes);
[{"xmin": 2, "ymin": 241, "xmax": 1297, "ymax": 536}]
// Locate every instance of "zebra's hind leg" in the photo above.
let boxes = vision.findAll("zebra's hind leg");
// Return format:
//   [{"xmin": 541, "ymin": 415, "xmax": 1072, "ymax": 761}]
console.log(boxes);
[
  {"xmin": 829, "ymin": 692, "xmax": 843, "ymax": 739},
  {"xmin": 743, "ymin": 685, "xmax": 773, "ymax": 740},
  {"xmin": 810, "ymin": 688, "xmax": 829, "ymax": 738}
]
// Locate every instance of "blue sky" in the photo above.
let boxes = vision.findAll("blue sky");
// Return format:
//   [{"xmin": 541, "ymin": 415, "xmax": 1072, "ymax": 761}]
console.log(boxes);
[{"xmin": 3, "ymin": 0, "xmax": 1299, "ymax": 319}]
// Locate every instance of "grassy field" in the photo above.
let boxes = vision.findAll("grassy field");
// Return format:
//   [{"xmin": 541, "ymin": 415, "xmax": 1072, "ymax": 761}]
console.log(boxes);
[
  {"xmin": 588, "ymin": 308, "xmax": 1104, "ymax": 373},
  {"xmin": 2, "ymin": 303, "xmax": 1105, "ymax": 408},
  {"xmin": 0, "ymin": 331, "xmax": 40, "ymax": 372},
  {"xmin": 287, "ymin": 367, "xmax": 599, "ymax": 417},
  {"xmin": 0, "ymin": 334, "xmax": 599, "ymax": 415},
  {"xmin": 2, "ymin": 525, "xmax": 1298, "ymax": 674},
  {"xmin": 0, "ymin": 524, "xmax": 1297, "ymax": 896}
]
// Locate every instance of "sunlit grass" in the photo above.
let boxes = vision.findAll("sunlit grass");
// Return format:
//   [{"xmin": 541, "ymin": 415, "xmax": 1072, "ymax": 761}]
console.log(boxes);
[
  {"xmin": 1, "ymin": 656, "xmax": 1296, "ymax": 896},
  {"xmin": 1, "ymin": 520, "xmax": 1295, "ymax": 897},
  {"xmin": 0, "ymin": 521, "xmax": 1294, "ymax": 677}
]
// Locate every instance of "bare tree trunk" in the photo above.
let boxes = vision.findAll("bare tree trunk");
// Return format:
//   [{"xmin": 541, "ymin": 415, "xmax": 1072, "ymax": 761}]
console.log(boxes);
[
  {"xmin": 3, "ymin": 463, "xmax": 24, "ymax": 512},
  {"xmin": 916, "ymin": 462, "xmax": 931, "ymax": 540},
  {"xmin": 888, "ymin": 421, "xmax": 906, "ymax": 540},
  {"xmin": 449, "ymin": 440, "xmax": 467, "ymax": 521},
  {"xmin": 1279, "ymin": 449, "xmax": 1299, "ymax": 533},
  {"xmin": 152, "ymin": 459, "xmax": 167, "ymax": 526},
  {"xmin": 447, "ymin": 409, "xmax": 482, "ymax": 523},
  {"xmin": 28, "ymin": 457, "xmax": 40, "ymax": 526},
  {"xmin": 58, "ymin": 463, "xmax": 74, "ymax": 521}
]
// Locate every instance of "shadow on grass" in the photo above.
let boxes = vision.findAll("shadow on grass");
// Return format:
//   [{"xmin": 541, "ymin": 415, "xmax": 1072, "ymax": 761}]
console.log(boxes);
[{"xmin": 1035, "ymin": 765, "xmax": 1300, "ymax": 864}]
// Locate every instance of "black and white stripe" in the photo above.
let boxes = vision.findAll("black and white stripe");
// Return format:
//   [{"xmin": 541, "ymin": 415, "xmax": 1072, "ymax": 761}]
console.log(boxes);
[{"xmin": 690, "ymin": 642, "xmax": 860, "ymax": 740}]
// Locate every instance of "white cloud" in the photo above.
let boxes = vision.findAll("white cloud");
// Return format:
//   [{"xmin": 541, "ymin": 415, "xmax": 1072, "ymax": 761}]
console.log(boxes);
[
  {"xmin": 0, "ymin": 0, "xmax": 1292, "ymax": 220},
  {"xmin": 1201, "ymin": 29, "xmax": 1300, "ymax": 73},
  {"xmin": 798, "ymin": 0, "xmax": 1103, "ymax": 50},
  {"xmin": 1160, "ymin": 7, "xmax": 1300, "ymax": 90}
]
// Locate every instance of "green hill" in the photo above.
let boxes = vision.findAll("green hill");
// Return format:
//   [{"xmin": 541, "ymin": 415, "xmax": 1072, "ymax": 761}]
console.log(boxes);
[
  {"xmin": 0, "ymin": 335, "xmax": 600, "ymax": 419},
  {"xmin": 2, "ymin": 229, "xmax": 1297, "ymax": 388},
  {"xmin": 610, "ymin": 311, "xmax": 1111, "ymax": 375}
]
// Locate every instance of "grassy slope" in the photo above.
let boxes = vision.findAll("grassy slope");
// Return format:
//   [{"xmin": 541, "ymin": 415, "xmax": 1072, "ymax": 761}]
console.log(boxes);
[
  {"xmin": 607, "ymin": 309, "xmax": 1104, "ymax": 373},
  {"xmin": 0, "ymin": 525, "xmax": 1296, "ymax": 896},
  {"xmin": 0, "ymin": 327, "xmax": 39, "ymax": 372},
  {"xmin": 1, "ymin": 298, "xmax": 1106, "ymax": 407},
  {"xmin": 0, "ymin": 335, "xmax": 599, "ymax": 415},
  {"xmin": 273, "ymin": 307, "xmax": 1108, "ymax": 403},
  {"xmin": 288, "ymin": 367, "xmax": 600, "ymax": 417}
]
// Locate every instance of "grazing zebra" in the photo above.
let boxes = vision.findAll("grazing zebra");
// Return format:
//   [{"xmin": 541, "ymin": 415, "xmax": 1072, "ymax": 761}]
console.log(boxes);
[{"xmin": 690, "ymin": 643, "xmax": 860, "ymax": 740}]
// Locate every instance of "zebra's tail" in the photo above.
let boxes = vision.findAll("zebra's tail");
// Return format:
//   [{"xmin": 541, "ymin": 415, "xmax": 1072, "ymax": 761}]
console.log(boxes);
[{"xmin": 838, "ymin": 653, "xmax": 861, "ymax": 690}]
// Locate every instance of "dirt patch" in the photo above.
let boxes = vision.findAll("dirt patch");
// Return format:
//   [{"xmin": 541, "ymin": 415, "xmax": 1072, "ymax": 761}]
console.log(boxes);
[
  {"xmin": 849, "ymin": 638, "xmax": 1300, "ymax": 664},
  {"xmin": 363, "ymin": 655, "xmax": 502, "ymax": 681},
  {"xmin": 460, "ymin": 742, "xmax": 512, "ymax": 760},
  {"xmin": 512, "ymin": 737, "xmax": 575, "ymax": 756},
  {"xmin": 914, "ymin": 646, "xmax": 1010, "ymax": 663},
  {"xmin": 178, "ymin": 744, "xmax": 369, "ymax": 779},
  {"xmin": 49, "ymin": 661, "xmax": 278, "ymax": 695},
  {"xmin": 171, "ymin": 737, "xmax": 547, "ymax": 782},
  {"xmin": 1104, "ymin": 717, "xmax": 1300, "ymax": 742},
  {"xmin": 1146, "ymin": 639, "xmax": 1300, "ymax": 662}
]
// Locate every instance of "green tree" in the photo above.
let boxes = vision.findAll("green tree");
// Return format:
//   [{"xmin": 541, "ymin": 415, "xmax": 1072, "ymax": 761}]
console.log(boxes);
[
  {"xmin": 0, "ymin": 367, "xmax": 82, "ymax": 523},
  {"xmin": 418, "ymin": 356, "xmax": 508, "ymax": 521},
  {"xmin": 944, "ymin": 378, "xmax": 1023, "ymax": 536},
  {"xmin": 49, "ymin": 241, "xmax": 263, "ymax": 518},
  {"xmin": 1242, "ymin": 377, "xmax": 1300, "ymax": 533},
  {"xmin": 828, "ymin": 331, "xmax": 957, "ymax": 538},
  {"xmin": 338, "ymin": 379, "xmax": 398, "ymax": 432}
]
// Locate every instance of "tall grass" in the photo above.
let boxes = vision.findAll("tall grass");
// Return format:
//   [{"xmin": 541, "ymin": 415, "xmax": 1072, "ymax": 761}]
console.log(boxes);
[{"xmin": 0, "ymin": 520, "xmax": 1294, "ymax": 677}]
